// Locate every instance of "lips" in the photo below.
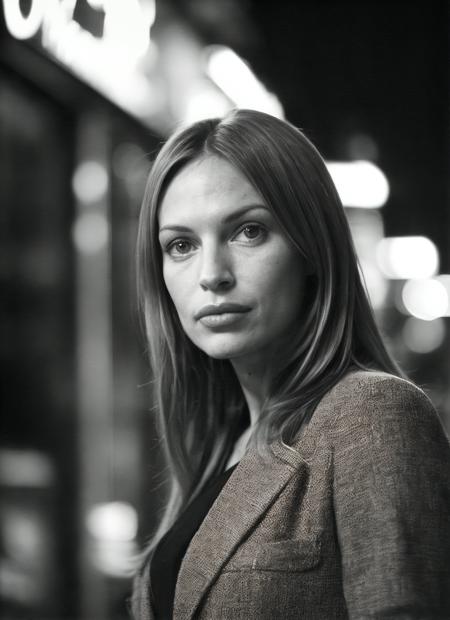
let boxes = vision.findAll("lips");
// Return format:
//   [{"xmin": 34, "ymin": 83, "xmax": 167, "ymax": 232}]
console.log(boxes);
[{"xmin": 194, "ymin": 303, "xmax": 251, "ymax": 320}]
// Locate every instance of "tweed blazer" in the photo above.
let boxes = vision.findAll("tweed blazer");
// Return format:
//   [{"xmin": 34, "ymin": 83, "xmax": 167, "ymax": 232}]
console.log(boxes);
[{"xmin": 132, "ymin": 370, "xmax": 450, "ymax": 619}]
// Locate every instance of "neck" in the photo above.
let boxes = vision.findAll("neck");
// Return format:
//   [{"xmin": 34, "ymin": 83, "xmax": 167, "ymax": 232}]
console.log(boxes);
[{"xmin": 231, "ymin": 356, "xmax": 272, "ymax": 426}]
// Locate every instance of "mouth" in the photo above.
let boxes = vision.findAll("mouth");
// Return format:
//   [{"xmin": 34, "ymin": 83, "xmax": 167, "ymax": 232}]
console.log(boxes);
[
  {"xmin": 198, "ymin": 312, "xmax": 250, "ymax": 329},
  {"xmin": 194, "ymin": 303, "xmax": 251, "ymax": 320}
]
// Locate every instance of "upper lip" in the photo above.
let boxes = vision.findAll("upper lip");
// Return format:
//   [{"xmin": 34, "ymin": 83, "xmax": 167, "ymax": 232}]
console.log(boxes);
[{"xmin": 195, "ymin": 303, "xmax": 251, "ymax": 320}]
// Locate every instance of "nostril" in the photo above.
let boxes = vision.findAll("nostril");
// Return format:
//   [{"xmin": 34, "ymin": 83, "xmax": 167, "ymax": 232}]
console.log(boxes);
[{"xmin": 199, "ymin": 273, "xmax": 234, "ymax": 291}]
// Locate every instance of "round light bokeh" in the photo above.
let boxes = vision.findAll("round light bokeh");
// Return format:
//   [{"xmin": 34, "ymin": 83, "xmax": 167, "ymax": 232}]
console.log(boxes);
[{"xmin": 402, "ymin": 317, "xmax": 445, "ymax": 354}]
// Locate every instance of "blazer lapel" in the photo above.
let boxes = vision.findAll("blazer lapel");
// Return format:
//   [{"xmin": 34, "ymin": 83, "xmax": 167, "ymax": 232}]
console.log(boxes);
[{"xmin": 173, "ymin": 442, "xmax": 308, "ymax": 620}]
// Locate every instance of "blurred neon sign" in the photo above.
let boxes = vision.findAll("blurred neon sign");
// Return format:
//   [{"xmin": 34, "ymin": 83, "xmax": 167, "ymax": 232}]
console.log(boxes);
[{"xmin": 2, "ymin": 0, "xmax": 156, "ymax": 120}]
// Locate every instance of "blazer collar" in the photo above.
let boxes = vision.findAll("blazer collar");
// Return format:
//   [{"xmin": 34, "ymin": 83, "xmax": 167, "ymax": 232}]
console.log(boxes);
[{"xmin": 173, "ymin": 438, "xmax": 310, "ymax": 620}]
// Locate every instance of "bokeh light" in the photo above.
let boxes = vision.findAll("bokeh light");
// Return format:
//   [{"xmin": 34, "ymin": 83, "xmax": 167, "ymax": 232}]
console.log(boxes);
[
  {"xmin": 402, "ymin": 316, "xmax": 446, "ymax": 354},
  {"xmin": 327, "ymin": 160, "xmax": 389, "ymax": 208},
  {"xmin": 376, "ymin": 236, "xmax": 439, "ymax": 279},
  {"xmin": 86, "ymin": 501, "xmax": 138, "ymax": 542},
  {"xmin": 401, "ymin": 278, "xmax": 448, "ymax": 321},
  {"xmin": 72, "ymin": 161, "xmax": 109, "ymax": 204},
  {"xmin": 85, "ymin": 502, "xmax": 139, "ymax": 577},
  {"xmin": 346, "ymin": 133, "xmax": 379, "ymax": 161},
  {"xmin": 435, "ymin": 275, "xmax": 450, "ymax": 317},
  {"xmin": 72, "ymin": 212, "xmax": 109, "ymax": 254}
]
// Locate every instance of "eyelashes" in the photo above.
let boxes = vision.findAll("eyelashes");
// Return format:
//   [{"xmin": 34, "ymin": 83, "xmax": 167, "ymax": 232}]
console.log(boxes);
[
  {"xmin": 234, "ymin": 224, "xmax": 268, "ymax": 243},
  {"xmin": 166, "ymin": 238, "xmax": 195, "ymax": 257},
  {"xmin": 164, "ymin": 222, "xmax": 268, "ymax": 259}
]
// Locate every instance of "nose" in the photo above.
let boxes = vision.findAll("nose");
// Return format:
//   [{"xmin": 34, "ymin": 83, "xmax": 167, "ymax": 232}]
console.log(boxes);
[{"xmin": 199, "ymin": 246, "xmax": 235, "ymax": 292}]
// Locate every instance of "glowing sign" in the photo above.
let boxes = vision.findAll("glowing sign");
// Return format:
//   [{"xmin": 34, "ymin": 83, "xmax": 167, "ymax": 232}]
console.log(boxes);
[
  {"xmin": 2, "ymin": 0, "xmax": 157, "ymax": 121},
  {"xmin": 205, "ymin": 45, "xmax": 284, "ymax": 119}
]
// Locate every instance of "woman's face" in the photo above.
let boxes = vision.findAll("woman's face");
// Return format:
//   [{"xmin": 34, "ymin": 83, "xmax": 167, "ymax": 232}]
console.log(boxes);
[{"xmin": 158, "ymin": 156, "xmax": 308, "ymax": 364}]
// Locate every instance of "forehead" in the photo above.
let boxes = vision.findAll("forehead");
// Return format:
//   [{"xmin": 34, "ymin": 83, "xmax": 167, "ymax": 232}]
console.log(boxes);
[{"xmin": 158, "ymin": 156, "xmax": 263, "ymax": 224}]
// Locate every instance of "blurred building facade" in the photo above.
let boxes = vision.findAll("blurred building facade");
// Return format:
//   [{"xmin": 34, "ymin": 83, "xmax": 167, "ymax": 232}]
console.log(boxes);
[
  {"xmin": 1, "ymin": 1, "xmax": 448, "ymax": 619},
  {"xmin": 1, "ymin": 3, "xmax": 162, "ymax": 618}
]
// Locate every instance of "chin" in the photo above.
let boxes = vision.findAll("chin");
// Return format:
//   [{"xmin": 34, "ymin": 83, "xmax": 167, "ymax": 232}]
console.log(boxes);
[
  {"xmin": 196, "ymin": 335, "xmax": 253, "ymax": 361},
  {"xmin": 196, "ymin": 335, "xmax": 257, "ymax": 360},
  {"xmin": 202, "ymin": 346, "xmax": 245, "ymax": 361}
]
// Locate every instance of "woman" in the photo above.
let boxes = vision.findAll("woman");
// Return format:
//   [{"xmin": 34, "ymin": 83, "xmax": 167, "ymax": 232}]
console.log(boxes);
[{"xmin": 132, "ymin": 109, "xmax": 450, "ymax": 619}]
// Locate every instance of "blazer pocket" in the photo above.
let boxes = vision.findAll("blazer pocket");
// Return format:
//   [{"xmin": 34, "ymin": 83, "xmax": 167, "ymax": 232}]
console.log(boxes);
[{"xmin": 251, "ymin": 538, "xmax": 322, "ymax": 573}]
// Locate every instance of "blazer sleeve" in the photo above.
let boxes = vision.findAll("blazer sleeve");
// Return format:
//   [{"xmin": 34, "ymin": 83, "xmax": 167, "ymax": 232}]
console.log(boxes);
[{"xmin": 332, "ymin": 376, "xmax": 450, "ymax": 619}]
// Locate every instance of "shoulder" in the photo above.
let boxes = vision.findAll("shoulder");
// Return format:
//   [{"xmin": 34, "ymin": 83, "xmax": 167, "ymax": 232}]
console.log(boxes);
[
  {"xmin": 323, "ymin": 368, "xmax": 432, "ymax": 411},
  {"xmin": 289, "ymin": 369, "xmax": 449, "ymax": 464},
  {"xmin": 322, "ymin": 369, "xmax": 442, "ymax": 432},
  {"xmin": 322, "ymin": 369, "xmax": 450, "ymax": 471}
]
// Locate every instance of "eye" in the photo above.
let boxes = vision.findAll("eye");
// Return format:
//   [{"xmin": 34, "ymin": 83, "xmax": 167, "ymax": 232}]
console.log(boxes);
[
  {"xmin": 233, "ymin": 223, "xmax": 268, "ymax": 243},
  {"xmin": 166, "ymin": 238, "xmax": 196, "ymax": 257}
]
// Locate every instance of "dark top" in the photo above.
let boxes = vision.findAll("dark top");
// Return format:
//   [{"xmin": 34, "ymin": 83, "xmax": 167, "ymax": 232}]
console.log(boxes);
[{"xmin": 150, "ymin": 463, "xmax": 238, "ymax": 620}]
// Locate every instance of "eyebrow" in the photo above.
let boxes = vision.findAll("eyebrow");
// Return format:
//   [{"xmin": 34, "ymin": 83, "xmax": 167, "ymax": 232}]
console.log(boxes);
[{"xmin": 159, "ymin": 204, "xmax": 270, "ymax": 234}]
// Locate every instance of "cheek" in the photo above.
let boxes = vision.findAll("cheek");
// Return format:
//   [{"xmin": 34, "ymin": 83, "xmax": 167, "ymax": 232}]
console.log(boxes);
[
  {"xmin": 258, "ymin": 253, "xmax": 304, "ymax": 294},
  {"xmin": 162, "ymin": 267, "xmax": 188, "ymax": 318},
  {"xmin": 259, "ymin": 256, "xmax": 307, "ymax": 317}
]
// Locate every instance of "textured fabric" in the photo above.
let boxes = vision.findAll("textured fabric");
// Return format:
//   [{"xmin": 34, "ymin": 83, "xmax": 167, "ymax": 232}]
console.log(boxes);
[
  {"xmin": 150, "ymin": 464, "xmax": 237, "ymax": 619},
  {"xmin": 131, "ymin": 370, "xmax": 450, "ymax": 619}
]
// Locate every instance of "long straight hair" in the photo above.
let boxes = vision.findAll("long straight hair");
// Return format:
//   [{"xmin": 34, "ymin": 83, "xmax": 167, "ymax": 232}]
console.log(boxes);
[{"xmin": 136, "ymin": 109, "xmax": 402, "ymax": 553}]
